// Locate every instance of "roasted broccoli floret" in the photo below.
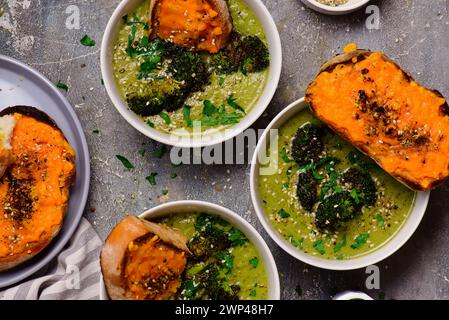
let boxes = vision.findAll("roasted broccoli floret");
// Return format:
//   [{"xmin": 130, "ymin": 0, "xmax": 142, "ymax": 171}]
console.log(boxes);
[
  {"xmin": 188, "ymin": 229, "xmax": 231, "ymax": 260},
  {"xmin": 126, "ymin": 40, "xmax": 209, "ymax": 115},
  {"xmin": 341, "ymin": 168, "xmax": 377, "ymax": 207},
  {"xmin": 211, "ymin": 32, "xmax": 269, "ymax": 75},
  {"xmin": 291, "ymin": 123, "xmax": 325, "ymax": 165},
  {"xmin": 315, "ymin": 191, "xmax": 361, "ymax": 231},
  {"xmin": 296, "ymin": 171, "xmax": 318, "ymax": 211},
  {"xmin": 126, "ymin": 89, "xmax": 186, "ymax": 116},
  {"xmin": 167, "ymin": 50, "xmax": 210, "ymax": 93},
  {"xmin": 188, "ymin": 214, "xmax": 232, "ymax": 260},
  {"xmin": 180, "ymin": 263, "xmax": 240, "ymax": 300},
  {"xmin": 239, "ymin": 35, "xmax": 270, "ymax": 74}
]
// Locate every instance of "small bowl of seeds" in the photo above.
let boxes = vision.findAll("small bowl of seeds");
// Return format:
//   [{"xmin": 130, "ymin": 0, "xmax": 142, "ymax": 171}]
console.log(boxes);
[{"xmin": 301, "ymin": 0, "xmax": 371, "ymax": 15}]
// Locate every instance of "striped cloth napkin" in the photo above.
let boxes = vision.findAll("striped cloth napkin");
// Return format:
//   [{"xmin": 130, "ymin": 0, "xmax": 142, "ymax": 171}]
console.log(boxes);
[{"xmin": 0, "ymin": 218, "xmax": 102, "ymax": 300}]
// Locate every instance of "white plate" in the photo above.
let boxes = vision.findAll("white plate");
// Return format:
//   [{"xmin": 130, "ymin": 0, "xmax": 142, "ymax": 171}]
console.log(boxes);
[
  {"xmin": 0, "ymin": 55, "xmax": 90, "ymax": 288},
  {"xmin": 101, "ymin": 0, "xmax": 282, "ymax": 148},
  {"xmin": 100, "ymin": 200, "xmax": 280, "ymax": 300},
  {"xmin": 250, "ymin": 97, "xmax": 430, "ymax": 270}
]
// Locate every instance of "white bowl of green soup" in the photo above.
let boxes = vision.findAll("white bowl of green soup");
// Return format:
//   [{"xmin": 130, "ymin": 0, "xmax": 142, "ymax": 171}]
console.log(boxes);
[
  {"xmin": 101, "ymin": 0, "xmax": 282, "ymax": 147},
  {"xmin": 250, "ymin": 98, "xmax": 430, "ymax": 270},
  {"xmin": 127, "ymin": 201, "xmax": 280, "ymax": 299}
]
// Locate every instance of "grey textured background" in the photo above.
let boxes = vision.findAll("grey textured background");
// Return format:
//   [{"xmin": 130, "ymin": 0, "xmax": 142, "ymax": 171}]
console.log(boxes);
[{"xmin": 1, "ymin": 0, "xmax": 449, "ymax": 300}]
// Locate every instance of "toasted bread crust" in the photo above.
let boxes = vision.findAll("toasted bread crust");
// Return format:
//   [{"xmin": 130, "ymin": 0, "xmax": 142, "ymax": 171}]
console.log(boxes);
[{"xmin": 100, "ymin": 216, "xmax": 189, "ymax": 300}]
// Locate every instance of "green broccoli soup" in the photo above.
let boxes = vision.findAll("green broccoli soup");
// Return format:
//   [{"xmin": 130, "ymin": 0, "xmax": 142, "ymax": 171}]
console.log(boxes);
[
  {"xmin": 258, "ymin": 109, "xmax": 416, "ymax": 260},
  {"xmin": 112, "ymin": 0, "xmax": 269, "ymax": 135},
  {"xmin": 155, "ymin": 212, "xmax": 268, "ymax": 300}
]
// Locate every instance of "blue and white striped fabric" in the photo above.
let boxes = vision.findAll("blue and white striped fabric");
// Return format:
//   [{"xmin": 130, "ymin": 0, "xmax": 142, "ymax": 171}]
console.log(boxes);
[{"xmin": 0, "ymin": 218, "xmax": 102, "ymax": 300}]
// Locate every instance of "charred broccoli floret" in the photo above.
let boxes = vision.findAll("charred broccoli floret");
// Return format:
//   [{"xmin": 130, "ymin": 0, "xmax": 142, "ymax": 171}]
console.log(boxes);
[
  {"xmin": 291, "ymin": 123, "xmax": 325, "ymax": 165},
  {"xmin": 212, "ymin": 32, "xmax": 269, "ymax": 75},
  {"xmin": 167, "ymin": 50, "xmax": 210, "ymax": 93},
  {"xmin": 180, "ymin": 263, "xmax": 240, "ymax": 300},
  {"xmin": 296, "ymin": 171, "xmax": 318, "ymax": 211},
  {"xmin": 126, "ymin": 89, "xmax": 186, "ymax": 116},
  {"xmin": 126, "ymin": 40, "xmax": 209, "ymax": 115},
  {"xmin": 341, "ymin": 168, "xmax": 377, "ymax": 207},
  {"xmin": 315, "ymin": 191, "xmax": 361, "ymax": 231},
  {"xmin": 239, "ymin": 35, "xmax": 270, "ymax": 74},
  {"xmin": 188, "ymin": 228, "xmax": 231, "ymax": 260}
]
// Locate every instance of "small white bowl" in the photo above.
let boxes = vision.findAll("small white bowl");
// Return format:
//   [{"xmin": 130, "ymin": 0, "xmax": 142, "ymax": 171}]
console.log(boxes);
[
  {"xmin": 100, "ymin": 200, "xmax": 280, "ymax": 300},
  {"xmin": 101, "ymin": 0, "xmax": 282, "ymax": 148},
  {"xmin": 250, "ymin": 97, "xmax": 430, "ymax": 271},
  {"xmin": 301, "ymin": 0, "xmax": 370, "ymax": 15}
]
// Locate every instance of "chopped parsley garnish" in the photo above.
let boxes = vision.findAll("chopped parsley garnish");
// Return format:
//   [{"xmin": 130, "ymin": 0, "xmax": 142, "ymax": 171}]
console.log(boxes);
[
  {"xmin": 162, "ymin": 188, "xmax": 169, "ymax": 195},
  {"xmin": 56, "ymin": 82, "xmax": 68, "ymax": 91},
  {"xmin": 169, "ymin": 173, "xmax": 178, "ymax": 179},
  {"xmin": 138, "ymin": 149, "xmax": 146, "ymax": 157},
  {"xmin": 350, "ymin": 189, "xmax": 361, "ymax": 204},
  {"xmin": 376, "ymin": 213, "xmax": 385, "ymax": 227},
  {"xmin": 203, "ymin": 100, "xmax": 217, "ymax": 116},
  {"xmin": 278, "ymin": 209, "xmax": 290, "ymax": 219},
  {"xmin": 116, "ymin": 155, "xmax": 134, "ymax": 170},
  {"xmin": 146, "ymin": 119, "xmax": 155, "ymax": 128},
  {"xmin": 334, "ymin": 235, "xmax": 347, "ymax": 253},
  {"xmin": 282, "ymin": 182, "xmax": 289, "ymax": 189},
  {"xmin": 227, "ymin": 95, "xmax": 245, "ymax": 113},
  {"xmin": 217, "ymin": 250, "xmax": 234, "ymax": 274},
  {"xmin": 249, "ymin": 289, "xmax": 257, "ymax": 297},
  {"xmin": 313, "ymin": 240, "xmax": 326, "ymax": 255},
  {"xmin": 218, "ymin": 77, "xmax": 225, "ymax": 86},
  {"xmin": 80, "ymin": 35, "xmax": 95, "ymax": 47},
  {"xmin": 351, "ymin": 233, "xmax": 369, "ymax": 249},
  {"xmin": 280, "ymin": 147, "xmax": 293, "ymax": 163},
  {"xmin": 228, "ymin": 227, "xmax": 248, "ymax": 247},
  {"xmin": 159, "ymin": 112, "xmax": 171, "ymax": 125},
  {"xmin": 249, "ymin": 257, "xmax": 259, "ymax": 268},
  {"xmin": 146, "ymin": 173, "xmax": 157, "ymax": 185},
  {"xmin": 183, "ymin": 105, "xmax": 193, "ymax": 127}
]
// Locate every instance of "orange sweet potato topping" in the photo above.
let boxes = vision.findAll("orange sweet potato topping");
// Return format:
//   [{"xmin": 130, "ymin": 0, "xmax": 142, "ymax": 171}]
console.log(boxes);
[
  {"xmin": 0, "ymin": 114, "xmax": 75, "ymax": 266},
  {"xmin": 306, "ymin": 51, "xmax": 449, "ymax": 190},
  {"xmin": 123, "ymin": 233, "xmax": 187, "ymax": 300},
  {"xmin": 152, "ymin": 0, "xmax": 229, "ymax": 53}
]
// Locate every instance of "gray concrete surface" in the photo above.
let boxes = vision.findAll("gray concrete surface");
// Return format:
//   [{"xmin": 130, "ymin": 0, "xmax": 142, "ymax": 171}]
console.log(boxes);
[{"xmin": 1, "ymin": 0, "xmax": 449, "ymax": 300}]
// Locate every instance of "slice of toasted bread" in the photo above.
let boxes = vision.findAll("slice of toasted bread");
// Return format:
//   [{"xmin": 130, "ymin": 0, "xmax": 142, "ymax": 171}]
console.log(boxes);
[
  {"xmin": 149, "ymin": 0, "xmax": 233, "ymax": 53},
  {"xmin": 100, "ymin": 216, "xmax": 189, "ymax": 300},
  {"xmin": 306, "ymin": 50, "xmax": 449, "ymax": 191},
  {"xmin": 0, "ymin": 106, "xmax": 76, "ymax": 271},
  {"xmin": 0, "ymin": 114, "xmax": 15, "ymax": 179}
]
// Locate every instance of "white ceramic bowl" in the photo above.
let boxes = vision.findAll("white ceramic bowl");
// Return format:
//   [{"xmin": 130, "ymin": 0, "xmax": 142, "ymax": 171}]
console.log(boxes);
[
  {"xmin": 301, "ymin": 0, "xmax": 370, "ymax": 15},
  {"xmin": 250, "ymin": 97, "xmax": 430, "ymax": 271},
  {"xmin": 100, "ymin": 200, "xmax": 280, "ymax": 300},
  {"xmin": 101, "ymin": 0, "xmax": 282, "ymax": 148}
]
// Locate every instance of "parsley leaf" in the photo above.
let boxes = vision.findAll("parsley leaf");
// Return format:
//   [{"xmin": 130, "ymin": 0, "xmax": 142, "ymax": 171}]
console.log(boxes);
[
  {"xmin": 249, "ymin": 257, "xmax": 259, "ymax": 268},
  {"xmin": 313, "ymin": 240, "xmax": 326, "ymax": 255},
  {"xmin": 80, "ymin": 35, "xmax": 95, "ymax": 47},
  {"xmin": 334, "ymin": 235, "xmax": 347, "ymax": 253},
  {"xmin": 280, "ymin": 147, "xmax": 293, "ymax": 163},
  {"xmin": 116, "ymin": 155, "xmax": 134, "ymax": 170},
  {"xmin": 351, "ymin": 233, "xmax": 369, "ymax": 249},
  {"xmin": 146, "ymin": 173, "xmax": 157, "ymax": 185},
  {"xmin": 228, "ymin": 227, "xmax": 248, "ymax": 247},
  {"xmin": 159, "ymin": 112, "xmax": 171, "ymax": 125},
  {"xmin": 183, "ymin": 105, "xmax": 193, "ymax": 127},
  {"xmin": 153, "ymin": 145, "xmax": 167, "ymax": 159},
  {"xmin": 203, "ymin": 100, "xmax": 217, "ymax": 116},
  {"xmin": 56, "ymin": 82, "xmax": 68, "ymax": 91},
  {"xmin": 278, "ymin": 209, "xmax": 290, "ymax": 219},
  {"xmin": 227, "ymin": 95, "xmax": 245, "ymax": 113},
  {"xmin": 376, "ymin": 213, "xmax": 385, "ymax": 227}
]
